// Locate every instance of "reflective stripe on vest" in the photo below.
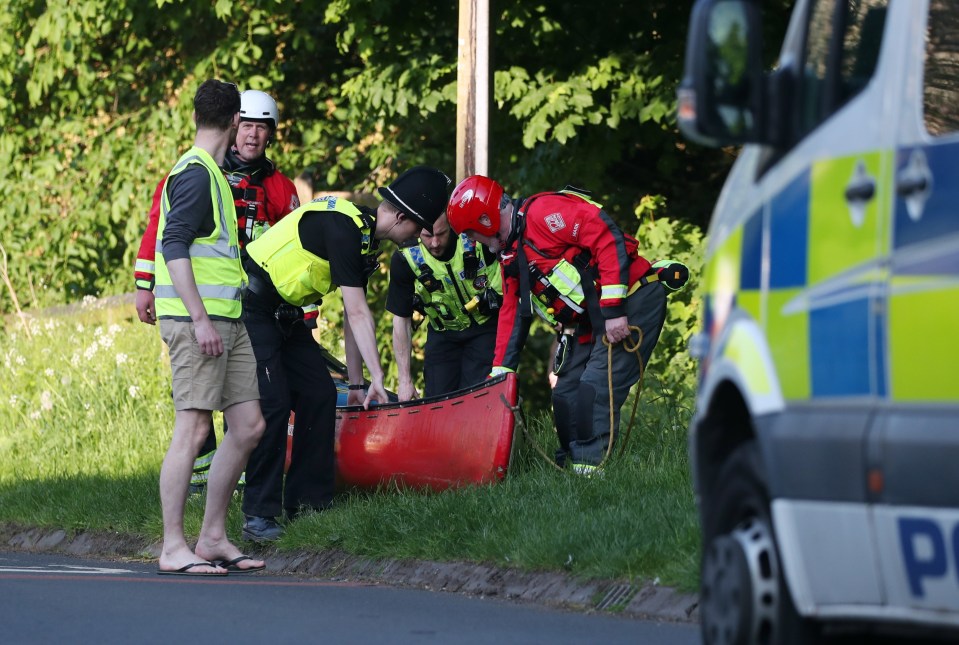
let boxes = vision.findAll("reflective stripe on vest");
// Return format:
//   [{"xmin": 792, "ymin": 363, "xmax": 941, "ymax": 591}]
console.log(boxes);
[
  {"xmin": 154, "ymin": 147, "xmax": 245, "ymax": 319},
  {"xmin": 245, "ymin": 196, "xmax": 373, "ymax": 307},
  {"xmin": 529, "ymin": 257, "xmax": 587, "ymax": 326},
  {"xmin": 401, "ymin": 234, "xmax": 501, "ymax": 332}
]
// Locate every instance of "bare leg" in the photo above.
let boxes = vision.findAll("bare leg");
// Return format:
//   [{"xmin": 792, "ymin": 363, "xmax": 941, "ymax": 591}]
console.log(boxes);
[
  {"xmin": 195, "ymin": 398, "xmax": 266, "ymax": 570},
  {"xmin": 158, "ymin": 409, "xmax": 224, "ymax": 574}
]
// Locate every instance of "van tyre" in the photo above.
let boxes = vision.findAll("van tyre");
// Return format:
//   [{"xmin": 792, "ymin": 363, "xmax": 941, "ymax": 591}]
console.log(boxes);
[{"xmin": 700, "ymin": 441, "xmax": 818, "ymax": 645}]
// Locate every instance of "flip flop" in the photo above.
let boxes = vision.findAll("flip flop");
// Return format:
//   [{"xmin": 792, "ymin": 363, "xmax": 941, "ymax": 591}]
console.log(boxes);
[
  {"xmin": 215, "ymin": 555, "xmax": 265, "ymax": 574},
  {"xmin": 157, "ymin": 561, "xmax": 227, "ymax": 577}
]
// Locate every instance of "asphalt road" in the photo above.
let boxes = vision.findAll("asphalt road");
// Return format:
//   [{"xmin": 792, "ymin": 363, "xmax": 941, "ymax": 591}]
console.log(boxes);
[{"xmin": 0, "ymin": 551, "xmax": 700, "ymax": 645}]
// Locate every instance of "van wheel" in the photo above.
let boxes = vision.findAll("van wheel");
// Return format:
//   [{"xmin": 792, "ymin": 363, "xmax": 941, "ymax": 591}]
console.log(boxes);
[{"xmin": 699, "ymin": 442, "xmax": 817, "ymax": 645}]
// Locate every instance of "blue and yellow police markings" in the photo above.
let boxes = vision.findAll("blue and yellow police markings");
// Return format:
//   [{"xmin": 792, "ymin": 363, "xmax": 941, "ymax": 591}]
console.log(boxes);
[
  {"xmin": 888, "ymin": 142, "xmax": 959, "ymax": 402},
  {"xmin": 759, "ymin": 170, "xmax": 812, "ymax": 399},
  {"xmin": 762, "ymin": 152, "xmax": 890, "ymax": 399}
]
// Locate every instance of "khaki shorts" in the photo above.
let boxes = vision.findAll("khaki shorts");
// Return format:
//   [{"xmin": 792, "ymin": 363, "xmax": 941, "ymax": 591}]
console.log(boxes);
[{"xmin": 159, "ymin": 319, "xmax": 260, "ymax": 411}]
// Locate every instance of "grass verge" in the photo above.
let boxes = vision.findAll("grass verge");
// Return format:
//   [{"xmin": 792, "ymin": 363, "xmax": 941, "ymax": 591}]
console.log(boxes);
[{"xmin": 0, "ymin": 298, "xmax": 701, "ymax": 592}]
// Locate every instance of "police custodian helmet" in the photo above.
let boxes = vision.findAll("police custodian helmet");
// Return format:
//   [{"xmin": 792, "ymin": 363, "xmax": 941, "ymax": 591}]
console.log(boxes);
[{"xmin": 378, "ymin": 166, "xmax": 451, "ymax": 234}]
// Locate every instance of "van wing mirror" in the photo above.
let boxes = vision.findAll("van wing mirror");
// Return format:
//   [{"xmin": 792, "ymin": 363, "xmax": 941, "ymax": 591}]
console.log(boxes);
[{"xmin": 678, "ymin": 0, "xmax": 764, "ymax": 147}]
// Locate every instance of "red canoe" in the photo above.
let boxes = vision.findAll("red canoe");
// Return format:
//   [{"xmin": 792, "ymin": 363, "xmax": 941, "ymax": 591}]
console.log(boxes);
[{"xmin": 334, "ymin": 373, "xmax": 519, "ymax": 491}]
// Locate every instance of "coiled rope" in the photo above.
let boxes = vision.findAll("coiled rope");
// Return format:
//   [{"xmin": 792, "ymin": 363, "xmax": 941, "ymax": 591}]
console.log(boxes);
[{"xmin": 504, "ymin": 325, "xmax": 647, "ymax": 474}]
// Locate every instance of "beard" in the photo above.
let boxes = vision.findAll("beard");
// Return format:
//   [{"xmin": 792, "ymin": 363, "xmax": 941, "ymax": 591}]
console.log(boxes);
[{"xmin": 486, "ymin": 233, "xmax": 505, "ymax": 254}]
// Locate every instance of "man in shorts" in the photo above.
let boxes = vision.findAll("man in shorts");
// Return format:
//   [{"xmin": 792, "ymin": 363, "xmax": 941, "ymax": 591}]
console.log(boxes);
[{"xmin": 153, "ymin": 79, "xmax": 266, "ymax": 576}]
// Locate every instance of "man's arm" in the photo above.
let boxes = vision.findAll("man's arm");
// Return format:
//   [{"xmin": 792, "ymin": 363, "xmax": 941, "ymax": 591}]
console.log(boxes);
[
  {"xmin": 341, "ymin": 285, "xmax": 387, "ymax": 408},
  {"xmin": 266, "ymin": 171, "xmax": 301, "ymax": 222},
  {"xmin": 385, "ymin": 251, "xmax": 419, "ymax": 401},
  {"xmin": 391, "ymin": 314, "xmax": 419, "ymax": 401},
  {"xmin": 160, "ymin": 167, "xmax": 223, "ymax": 355},
  {"xmin": 490, "ymin": 265, "xmax": 530, "ymax": 375},
  {"xmin": 134, "ymin": 178, "xmax": 166, "ymax": 325},
  {"xmin": 165, "ymin": 258, "xmax": 222, "ymax": 356}
]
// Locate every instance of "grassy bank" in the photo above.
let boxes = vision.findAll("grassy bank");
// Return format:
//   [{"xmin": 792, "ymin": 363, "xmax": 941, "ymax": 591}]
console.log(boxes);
[{"xmin": 0, "ymin": 298, "xmax": 700, "ymax": 592}]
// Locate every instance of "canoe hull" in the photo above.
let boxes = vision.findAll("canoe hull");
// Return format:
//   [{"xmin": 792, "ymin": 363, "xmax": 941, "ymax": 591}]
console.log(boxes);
[{"xmin": 334, "ymin": 374, "xmax": 518, "ymax": 490}]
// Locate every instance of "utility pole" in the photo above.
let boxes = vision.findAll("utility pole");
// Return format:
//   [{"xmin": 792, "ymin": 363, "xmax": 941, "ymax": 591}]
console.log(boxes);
[{"xmin": 456, "ymin": 0, "xmax": 490, "ymax": 182}]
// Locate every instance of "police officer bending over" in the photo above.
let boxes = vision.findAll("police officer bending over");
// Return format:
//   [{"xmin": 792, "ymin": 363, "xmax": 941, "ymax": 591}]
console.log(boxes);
[{"xmin": 239, "ymin": 166, "xmax": 450, "ymax": 541}]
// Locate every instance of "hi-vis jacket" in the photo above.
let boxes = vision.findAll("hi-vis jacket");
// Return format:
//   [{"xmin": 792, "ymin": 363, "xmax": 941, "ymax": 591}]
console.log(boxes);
[
  {"xmin": 154, "ymin": 146, "xmax": 246, "ymax": 320},
  {"xmin": 493, "ymin": 190, "xmax": 652, "ymax": 372},
  {"xmin": 400, "ymin": 235, "xmax": 502, "ymax": 332},
  {"xmin": 135, "ymin": 151, "xmax": 299, "ymax": 291},
  {"xmin": 245, "ymin": 196, "xmax": 375, "ymax": 307}
]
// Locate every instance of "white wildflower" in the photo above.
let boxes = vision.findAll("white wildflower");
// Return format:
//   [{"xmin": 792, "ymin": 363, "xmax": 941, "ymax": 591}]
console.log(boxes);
[
  {"xmin": 99, "ymin": 335, "xmax": 114, "ymax": 349},
  {"xmin": 75, "ymin": 323, "xmax": 85, "ymax": 333},
  {"xmin": 115, "ymin": 353, "xmax": 128, "ymax": 366},
  {"xmin": 128, "ymin": 385, "xmax": 140, "ymax": 399},
  {"xmin": 44, "ymin": 368, "xmax": 54, "ymax": 377},
  {"xmin": 60, "ymin": 375, "xmax": 71, "ymax": 386},
  {"xmin": 8, "ymin": 395, "xmax": 18, "ymax": 406},
  {"xmin": 70, "ymin": 353, "xmax": 81, "ymax": 367},
  {"xmin": 40, "ymin": 391, "xmax": 53, "ymax": 411},
  {"xmin": 44, "ymin": 319, "xmax": 56, "ymax": 330},
  {"xmin": 83, "ymin": 402, "xmax": 91, "ymax": 410},
  {"xmin": 83, "ymin": 342, "xmax": 98, "ymax": 360},
  {"xmin": 108, "ymin": 324, "xmax": 122, "ymax": 335},
  {"xmin": 29, "ymin": 411, "xmax": 41, "ymax": 420},
  {"xmin": 15, "ymin": 354, "xmax": 25, "ymax": 366},
  {"xmin": 82, "ymin": 295, "xmax": 97, "ymax": 308}
]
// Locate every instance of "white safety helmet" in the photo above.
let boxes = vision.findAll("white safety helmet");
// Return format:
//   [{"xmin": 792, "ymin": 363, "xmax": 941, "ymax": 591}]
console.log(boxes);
[{"xmin": 239, "ymin": 90, "xmax": 279, "ymax": 130}]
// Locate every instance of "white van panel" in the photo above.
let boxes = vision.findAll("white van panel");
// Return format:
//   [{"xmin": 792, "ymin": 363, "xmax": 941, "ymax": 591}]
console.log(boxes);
[{"xmin": 772, "ymin": 499, "xmax": 881, "ymax": 613}]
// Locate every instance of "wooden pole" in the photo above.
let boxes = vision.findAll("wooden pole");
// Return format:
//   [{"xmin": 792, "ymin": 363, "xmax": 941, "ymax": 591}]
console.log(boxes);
[{"xmin": 456, "ymin": 0, "xmax": 489, "ymax": 182}]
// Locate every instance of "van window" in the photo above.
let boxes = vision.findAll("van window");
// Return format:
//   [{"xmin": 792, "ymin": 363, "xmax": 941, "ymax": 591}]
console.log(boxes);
[
  {"xmin": 923, "ymin": 0, "xmax": 959, "ymax": 136},
  {"xmin": 799, "ymin": 0, "xmax": 888, "ymax": 138}
]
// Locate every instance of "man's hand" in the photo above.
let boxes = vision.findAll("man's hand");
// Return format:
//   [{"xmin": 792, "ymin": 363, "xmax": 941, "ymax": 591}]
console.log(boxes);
[
  {"xmin": 397, "ymin": 381, "xmax": 419, "ymax": 402},
  {"xmin": 346, "ymin": 389, "xmax": 366, "ymax": 407},
  {"xmin": 135, "ymin": 290, "xmax": 157, "ymax": 325},
  {"xmin": 363, "ymin": 378, "xmax": 389, "ymax": 410},
  {"xmin": 604, "ymin": 315, "xmax": 630, "ymax": 344},
  {"xmin": 193, "ymin": 318, "xmax": 224, "ymax": 356}
]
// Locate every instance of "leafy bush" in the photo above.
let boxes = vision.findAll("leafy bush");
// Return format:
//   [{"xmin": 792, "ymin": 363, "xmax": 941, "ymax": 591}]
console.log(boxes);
[{"xmin": 0, "ymin": 0, "xmax": 731, "ymax": 319}]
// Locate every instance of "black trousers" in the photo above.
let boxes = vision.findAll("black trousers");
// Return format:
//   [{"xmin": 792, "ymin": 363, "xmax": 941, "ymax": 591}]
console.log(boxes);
[
  {"xmin": 241, "ymin": 292, "xmax": 337, "ymax": 518},
  {"xmin": 423, "ymin": 319, "xmax": 497, "ymax": 397},
  {"xmin": 552, "ymin": 282, "xmax": 667, "ymax": 466}
]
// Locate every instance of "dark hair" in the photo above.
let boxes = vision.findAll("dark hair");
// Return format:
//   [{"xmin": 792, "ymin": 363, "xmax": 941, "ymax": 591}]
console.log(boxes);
[{"xmin": 193, "ymin": 79, "xmax": 241, "ymax": 131}]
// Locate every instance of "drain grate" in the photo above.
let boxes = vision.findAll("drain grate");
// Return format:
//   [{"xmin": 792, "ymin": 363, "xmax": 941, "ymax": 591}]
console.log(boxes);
[{"xmin": 596, "ymin": 583, "xmax": 638, "ymax": 611}]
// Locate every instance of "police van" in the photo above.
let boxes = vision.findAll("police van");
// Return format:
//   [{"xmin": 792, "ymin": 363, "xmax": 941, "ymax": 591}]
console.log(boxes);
[{"xmin": 678, "ymin": 0, "xmax": 959, "ymax": 642}]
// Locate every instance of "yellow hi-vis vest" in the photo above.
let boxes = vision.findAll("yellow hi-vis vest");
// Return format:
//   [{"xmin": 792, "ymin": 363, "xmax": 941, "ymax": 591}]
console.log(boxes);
[
  {"xmin": 401, "ymin": 235, "xmax": 502, "ymax": 332},
  {"xmin": 154, "ymin": 147, "xmax": 245, "ymax": 319},
  {"xmin": 245, "ymin": 196, "xmax": 374, "ymax": 307}
]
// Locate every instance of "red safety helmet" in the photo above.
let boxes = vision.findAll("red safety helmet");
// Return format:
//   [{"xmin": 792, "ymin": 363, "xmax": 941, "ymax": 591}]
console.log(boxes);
[{"xmin": 446, "ymin": 175, "xmax": 504, "ymax": 237}]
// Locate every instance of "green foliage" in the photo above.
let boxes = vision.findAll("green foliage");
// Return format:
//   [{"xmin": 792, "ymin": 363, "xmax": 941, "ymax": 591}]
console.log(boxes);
[
  {"xmin": 0, "ymin": 0, "xmax": 738, "ymax": 317},
  {"xmin": 0, "ymin": 300, "xmax": 172, "ymax": 484},
  {"xmin": 633, "ymin": 213, "xmax": 705, "ymax": 397}
]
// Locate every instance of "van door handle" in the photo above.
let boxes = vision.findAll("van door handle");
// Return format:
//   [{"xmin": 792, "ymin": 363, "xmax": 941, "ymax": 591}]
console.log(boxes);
[
  {"xmin": 844, "ymin": 178, "xmax": 876, "ymax": 203},
  {"xmin": 896, "ymin": 170, "xmax": 930, "ymax": 197},
  {"xmin": 897, "ymin": 149, "xmax": 932, "ymax": 222}
]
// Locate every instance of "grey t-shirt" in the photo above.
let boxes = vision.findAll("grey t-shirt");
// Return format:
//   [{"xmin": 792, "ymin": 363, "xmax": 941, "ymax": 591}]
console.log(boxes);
[{"xmin": 160, "ymin": 165, "xmax": 217, "ymax": 262}]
